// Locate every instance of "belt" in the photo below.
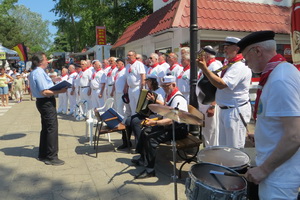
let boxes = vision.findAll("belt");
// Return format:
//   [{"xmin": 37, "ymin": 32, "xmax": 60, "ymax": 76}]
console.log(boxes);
[
  {"xmin": 37, "ymin": 96, "xmax": 55, "ymax": 100},
  {"xmin": 80, "ymin": 86, "xmax": 89, "ymax": 88},
  {"xmin": 108, "ymin": 84, "xmax": 113, "ymax": 86},
  {"xmin": 219, "ymin": 101, "xmax": 248, "ymax": 109}
]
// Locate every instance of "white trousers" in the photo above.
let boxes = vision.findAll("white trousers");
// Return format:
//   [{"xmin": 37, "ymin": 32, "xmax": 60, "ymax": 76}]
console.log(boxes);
[
  {"xmin": 128, "ymin": 86, "xmax": 140, "ymax": 115},
  {"xmin": 198, "ymin": 104, "xmax": 219, "ymax": 147},
  {"xmin": 259, "ymin": 181, "xmax": 299, "ymax": 200},
  {"xmin": 91, "ymin": 89, "xmax": 105, "ymax": 109},
  {"xmin": 68, "ymin": 88, "xmax": 77, "ymax": 114},
  {"xmin": 114, "ymin": 92, "xmax": 125, "ymax": 117},
  {"xmin": 218, "ymin": 103, "xmax": 251, "ymax": 148},
  {"xmin": 58, "ymin": 92, "xmax": 68, "ymax": 113},
  {"xmin": 80, "ymin": 88, "xmax": 92, "ymax": 118}
]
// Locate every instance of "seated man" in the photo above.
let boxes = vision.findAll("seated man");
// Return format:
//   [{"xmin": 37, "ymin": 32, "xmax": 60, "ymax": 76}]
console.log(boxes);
[
  {"xmin": 117, "ymin": 74, "xmax": 165, "ymax": 150},
  {"xmin": 133, "ymin": 75, "xmax": 188, "ymax": 179}
]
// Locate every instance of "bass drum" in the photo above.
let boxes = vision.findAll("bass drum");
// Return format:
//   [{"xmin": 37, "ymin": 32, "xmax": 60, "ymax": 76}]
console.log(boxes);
[
  {"xmin": 197, "ymin": 146, "xmax": 250, "ymax": 174},
  {"xmin": 186, "ymin": 163, "xmax": 247, "ymax": 200}
]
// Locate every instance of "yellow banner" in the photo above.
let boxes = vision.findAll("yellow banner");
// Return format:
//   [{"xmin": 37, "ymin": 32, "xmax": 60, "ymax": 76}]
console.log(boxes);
[{"xmin": 0, "ymin": 52, "xmax": 6, "ymax": 59}]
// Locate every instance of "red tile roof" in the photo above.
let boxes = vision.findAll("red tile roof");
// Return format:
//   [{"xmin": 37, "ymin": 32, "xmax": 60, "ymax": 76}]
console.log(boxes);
[{"xmin": 112, "ymin": 0, "xmax": 291, "ymax": 49}]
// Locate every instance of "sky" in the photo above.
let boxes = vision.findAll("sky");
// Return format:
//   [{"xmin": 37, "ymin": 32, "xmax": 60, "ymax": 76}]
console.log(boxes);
[{"xmin": 17, "ymin": 0, "xmax": 59, "ymax": 41}]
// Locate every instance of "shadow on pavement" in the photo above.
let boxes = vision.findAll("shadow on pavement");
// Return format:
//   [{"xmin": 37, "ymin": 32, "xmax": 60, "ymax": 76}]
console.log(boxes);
[{"xmin": 0, "ymin": 133, "xmax": 26, "ymax": 140}]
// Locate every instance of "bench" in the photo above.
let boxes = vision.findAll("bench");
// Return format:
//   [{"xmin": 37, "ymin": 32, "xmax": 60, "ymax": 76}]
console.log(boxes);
[{"xmin": 175, "ymin": 134, "xmax": 202, "ymax": 178}]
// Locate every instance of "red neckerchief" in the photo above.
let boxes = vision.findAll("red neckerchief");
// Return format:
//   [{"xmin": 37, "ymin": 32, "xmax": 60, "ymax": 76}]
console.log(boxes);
[
  {"xmin": 169, "ymin": 63, "xmax": 179, "ymax": 71},
  {"xmin": 69, "ymin": 71, "xmax": 76, "ymax": 75},
  {"xmin": 128, "ymin": 60, "xmax": 137, "ymax": 73},
  {"xmin": 221, "ymin": 54, "xmax": 244, "ymax": 78},
  {"xmin": 104, "ymin": 65, "xmax": 110, "ymax": 69},
  {"xmin": 92, "ymin": 69, "xmax": 101, "ymax": 79},
  {"xmin": 253, "ymin": 54, "xmax": 286, "ymax": 120},
  {"xmin": 178, "ymin": 65, "xmax": 190, "ymax": 79},
  {"xmin": 114, "ymin": 66, "xmax": 125, "ymax": 81},
  {"xmin": 166, "ymin": 87, "xmax": 179, "ymax": 102},
  {"xmin": 80, "ymin": 68, "xmax": 88, "ymax": 78},
  {"xmin": 148, "ymin": 63, "xmax": 159, "ymax": 74},
  {"xmin": 159, "ymin": 61, "xmax": 166, "ymax": 65},
  {"xmin": 107, "ymin": 65, "xmax": 116, "ymax": 77},
  {"xmin": 207, "ymin": 58, "xmax": 216, "ymax": 67},
  {"xmin": 62, "ymin": 74, "xmax": 67, "ymax": 77}
]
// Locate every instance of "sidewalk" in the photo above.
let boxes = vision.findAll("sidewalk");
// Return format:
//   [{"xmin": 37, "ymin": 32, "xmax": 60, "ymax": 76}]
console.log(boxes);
[{"xmin": 0, "ymin": 95, "xmax": 190, "ymax": 200}]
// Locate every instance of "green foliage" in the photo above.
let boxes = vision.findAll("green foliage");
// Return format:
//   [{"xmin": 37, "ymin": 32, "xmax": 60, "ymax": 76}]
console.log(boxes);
[
  {"xmin": 0, "ymin": 1, "xmax": 51, "ymax": 54},
  {"xmin": 51, "ymin": 0, "xmax": 153, "ymax": 52}
]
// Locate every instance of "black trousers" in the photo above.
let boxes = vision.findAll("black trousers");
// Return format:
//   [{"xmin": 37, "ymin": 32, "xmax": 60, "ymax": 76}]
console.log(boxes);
[
  {"xmin": 36, "ymin": 97, "xmax": 58, "ymax": 160},
  {"xmin": 140, "ymin": 123, "xmax": 188, "ymax": 172}
]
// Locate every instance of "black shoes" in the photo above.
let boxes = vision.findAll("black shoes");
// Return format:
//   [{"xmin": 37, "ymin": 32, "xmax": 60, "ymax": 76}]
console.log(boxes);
[
  {"xmin": 134, "ymin": 170, "xmax": 156, "ymax": 179},
  {"xmin": 117, "ymin": 142, "xmax": 132, "ymax": 150},
  {"xmin": 43, "ymin": 158, "xmax": 65, "ymax": 166},
  {"xmin": 131, "ymin": 158, "xmax": 144, "ymax": 166}
]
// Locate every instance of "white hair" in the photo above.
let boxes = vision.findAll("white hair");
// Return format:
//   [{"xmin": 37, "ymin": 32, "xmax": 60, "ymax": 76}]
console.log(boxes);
[
  {"xmin": 150, "ymin": 53, "xmax": 159, "ymax": 60},
  {"xmin": 256, "ymin": 40, "xmax": 277, "ymax": 52}
]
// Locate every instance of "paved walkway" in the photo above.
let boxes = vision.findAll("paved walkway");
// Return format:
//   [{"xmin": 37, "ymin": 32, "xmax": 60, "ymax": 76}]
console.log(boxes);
[{"xmin": 0, "ymin": 94, "xmax": 196, "ymax": 200}]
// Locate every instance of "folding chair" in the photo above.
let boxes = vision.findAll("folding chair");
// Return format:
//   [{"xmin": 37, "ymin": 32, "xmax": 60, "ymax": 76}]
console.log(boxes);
[
  {"xmin": 93, "ymin": 108, "xmax": 127, "ymax": 158},
  {"xmin": 93, "ymin": 98, "xmax": 114, "ymax": 142}
]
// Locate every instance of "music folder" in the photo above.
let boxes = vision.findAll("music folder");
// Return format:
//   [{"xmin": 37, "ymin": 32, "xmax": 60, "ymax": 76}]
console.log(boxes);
[
  {"xmin": 100, "ymin": 108, "xmax": 123, "ymax": 129},
  {"xmin": 49, "ymin": 80, "xmax": 72, "ymax": 91}
]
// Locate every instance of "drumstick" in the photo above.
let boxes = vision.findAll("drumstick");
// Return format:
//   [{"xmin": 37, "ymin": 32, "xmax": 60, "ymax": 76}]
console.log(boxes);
[{"xmin": 209, "ymin": 170, "xmax": 246, "ymax": 178}]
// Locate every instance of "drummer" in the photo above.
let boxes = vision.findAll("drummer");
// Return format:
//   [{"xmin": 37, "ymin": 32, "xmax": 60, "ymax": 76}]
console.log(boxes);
[
  {"xmin": 132, "ymin": 75, "xmax": 188, "ymax": 179},
  {"xmin": 238, "ymin": 31, "xmax": 300, "ymax": 200}
]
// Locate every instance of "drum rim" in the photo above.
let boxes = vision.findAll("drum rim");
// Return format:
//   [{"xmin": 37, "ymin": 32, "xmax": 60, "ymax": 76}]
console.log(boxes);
[
  {"xmin": 197, "ymin": 146, "xmax": 251, "ymax": 167},
  {"xmin": 189, "ymin": 162, "xmax": 248, "ymax": 193}
]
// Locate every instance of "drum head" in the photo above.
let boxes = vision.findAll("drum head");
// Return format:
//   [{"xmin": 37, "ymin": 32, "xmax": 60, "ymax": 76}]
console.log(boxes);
[
  {"xmin": 189, "ymin": 163, "xmax": 247, "ymax": 191},
  {"xmin": 197, "ymin": 146, "xmax": 250, "ymax": 169}
]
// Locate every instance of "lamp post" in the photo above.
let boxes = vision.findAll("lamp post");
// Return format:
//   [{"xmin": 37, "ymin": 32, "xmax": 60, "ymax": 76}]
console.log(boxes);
[{"xmin": 189, "ymin": 0, "xmax": 200, "ymax": 136}]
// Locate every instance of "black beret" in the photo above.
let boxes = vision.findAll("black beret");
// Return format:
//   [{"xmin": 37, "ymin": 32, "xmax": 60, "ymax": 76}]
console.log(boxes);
[
  {"xmin": 203, "ymin": 46, "xmax": 217, "ymax": 55},
  {"xmin": 237, "ymin": 30, "xmax": 275, "ymax": 53}
]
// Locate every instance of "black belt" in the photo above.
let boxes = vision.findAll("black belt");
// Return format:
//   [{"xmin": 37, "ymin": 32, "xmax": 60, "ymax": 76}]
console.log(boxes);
[
  {"xmin": 80, "ymin": 86, "xmax": 89, "ymax": 88},
  {"xmin": 219, "ymin": 101, "xmax": 248, "ymax": 109},
  {"xmin": 36, "ymin": 96, "xmax": 55, "ymax": 100}
]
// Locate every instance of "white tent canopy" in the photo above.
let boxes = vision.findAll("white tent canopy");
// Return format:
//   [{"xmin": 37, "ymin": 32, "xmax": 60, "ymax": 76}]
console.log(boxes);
[{"xmin": 0, "ymin": 44, "xmax": 18, "ymax": 55}]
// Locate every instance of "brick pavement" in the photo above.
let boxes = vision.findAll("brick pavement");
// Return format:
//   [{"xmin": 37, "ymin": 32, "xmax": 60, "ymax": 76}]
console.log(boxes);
[{"xmin": 0, "ymin": 94, "xmax": 191, "ymax": 200}]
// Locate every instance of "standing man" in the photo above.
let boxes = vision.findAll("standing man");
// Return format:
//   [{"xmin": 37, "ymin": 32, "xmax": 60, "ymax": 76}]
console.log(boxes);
[
  {"xmin": 90, "ymin": 60, "xmax": 106, "ymax": 109},
  {"xmin": 67, "ymin": 64, "xmax": 78, "ymax": 115},
  {"xmin": 124, "ymin": 50, "xmax": 146, "ymax": 114},
  {"xmin": 166, "ymin": 52, "xmax": 183, "ymax": 78},
  {"xmin": 196, "ymin": 45, "xmax": 222, "ymax": 147},
  {"xmin": 147, "ymin": 53, "xmax": 160, "ymax": 81},
  {"xmin": 197, "ymin": 37, "xmax": 252, "ymax": 149},
  {"xmin": 79, "ymin": 60, "xmax": 93, "ymax": 118},
  {"xmin": 177, "ymin": 53, "xmax": 190, "ymax": 102},
  {"xmin": 29, "ymin": 52, "xmax": 67, "ymax": 165},
  {"xmin": 238, "ymin": 31, "xmax": 300, "ymax": 200},
  {"xmin": 111, "ymin": 59, "xmax": 126, "ymax": 116},
  {"xmin": 57, "ymin": 68, "xmax": 69, "ymax": 114},
  {"xmin": 157, "ymin": 53, "xmax": 170, "ymax": 84}
]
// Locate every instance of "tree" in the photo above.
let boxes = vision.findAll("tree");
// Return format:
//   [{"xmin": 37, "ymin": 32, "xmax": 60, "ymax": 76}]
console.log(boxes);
[{"xmin": 51, "ymin": 0, "xmax": 153, "ymax": 52}]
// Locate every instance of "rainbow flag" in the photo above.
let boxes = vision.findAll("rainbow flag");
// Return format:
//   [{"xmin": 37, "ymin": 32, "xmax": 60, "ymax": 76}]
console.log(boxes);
[{"xmin": 13, "ymin": 43, "xmax": 28, "ymax": 61}]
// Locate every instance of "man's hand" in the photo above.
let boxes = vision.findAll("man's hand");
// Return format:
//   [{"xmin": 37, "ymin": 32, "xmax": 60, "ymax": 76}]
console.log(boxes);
[
  {"xmin": 144, "ymin": 118, "xmax": 158, "ymax": 126},
  {"xmin": 206, "ymin": 106, "xmax": 215, "ymax": 117},
  {"xmin": 98, "ymin": 93, "xmax": 103, "ymax": 98},
  {"xmin": 245, "ymin": 166, "xmax": 269, "ymax": 184},
  {"xmin": 87, "ymin": 88, "xmax": 91, "ymax": 96},
  {"xmin": 196, "ymin": 56, "xmax": 207, "ymax": 70}
]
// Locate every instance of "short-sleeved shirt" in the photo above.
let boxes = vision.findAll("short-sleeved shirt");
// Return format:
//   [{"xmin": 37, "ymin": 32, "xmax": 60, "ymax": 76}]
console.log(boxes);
[
  {"xmin": 125, "ymin": 60, "xmax": 146, "ymax": 87},
  {"xmin": 90, "ymin": 70, "xmax": 106, "ymax": 89},
  {"xmin": 29, "ymin": 67, "xmax": 54, "ymax": 98},
  {"xmin": 216, "ymin": 61, "xmax": 251, "ymax": 106},
  {"xmin": 255, "ymin": 62, "xmax": 300, "ymax": 188},
  {"xmin": 79, "ymin": 68, "xmax": 92, "ymax": 87},
  {"xmin": 114, "ymin": 68, "xmax": 126, "ymax": 93}
]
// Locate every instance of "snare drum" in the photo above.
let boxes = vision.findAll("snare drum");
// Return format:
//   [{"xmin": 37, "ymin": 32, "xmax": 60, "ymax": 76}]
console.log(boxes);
[
  {"xmin": 186, "ymin": 163, "xmax": 247, "ymax": 200},
  {"xmin": 197, "ymin": 146, "xmax": 250, "ymax": 174}
]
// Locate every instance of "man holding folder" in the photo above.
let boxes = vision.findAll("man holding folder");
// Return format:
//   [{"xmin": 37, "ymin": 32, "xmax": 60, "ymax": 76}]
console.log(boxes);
[{"xmin": 29, "ymin": 52, "xmax": 68, "ymax": 166}]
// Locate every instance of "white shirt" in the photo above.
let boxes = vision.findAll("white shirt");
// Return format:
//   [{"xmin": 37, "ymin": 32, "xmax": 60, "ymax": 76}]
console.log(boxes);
[
  {"xmin": 79, "ymin": 68, "xmax": 93, "ymax": 87},
  {"xmin": 153, "ymin": 87, "xmax": 165, "ymax": 102},
  {"xmin": 157, "ymin": 61, "xmax": 170, "ymax": 79},
  {"xmin": 106, "ymin": 66, "xmax": 118, "ymax": 86},
  {"xmin": 166, "ymin": 63, "xmax": 183, "ymax": 78},
  {"xmin": 74, "ymin": 71, "xmax": 82, "ymax": 88},
  {"xmin": 68, "ymin": 71, "xmax": 78, "ymax": 85},
  {"xmin": 216, "ymin": 61, "xmax": 252, "ymax": 106},
  {"xmin": 177, "ymin": 67, "xmax": 190, "ymax": 94},
  {"xmin": 114, "ymin": 68, "xmax": 126, "ymax": 93},
  {"xmin": 255, "ymin": 62, "xmax": 300, "ymax": 188},
  {"xmin": 166, "ymin": 90, "xmax": 188, "ymax": 112},
  {"xmin": 90, "ymin": 69, "xmax": 106, "ymax": 89},
  {"xmin": 125, "ymin": 60, "xmax": 146, "ymax": 87}
]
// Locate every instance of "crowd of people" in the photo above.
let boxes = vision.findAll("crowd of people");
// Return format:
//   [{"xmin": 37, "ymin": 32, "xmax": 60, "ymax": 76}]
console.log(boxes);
[{"xmin": 25, "ymin": 31, "xmax": 299, "ymax": 200}]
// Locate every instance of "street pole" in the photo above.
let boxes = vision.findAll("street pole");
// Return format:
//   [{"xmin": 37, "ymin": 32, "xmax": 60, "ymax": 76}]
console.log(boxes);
[{"xmin": 189, "ymin": 0, "xmax": 200, "ymax": 136}]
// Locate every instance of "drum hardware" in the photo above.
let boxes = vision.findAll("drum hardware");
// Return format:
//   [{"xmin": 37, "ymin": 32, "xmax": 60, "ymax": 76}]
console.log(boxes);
[
  {"xmin": 148, "ymin": 104, "xmax": 203, "ymax": 200},
  {"xmin": 209, "ymin": 170, "xmax": 246, "ymax": 178}
]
